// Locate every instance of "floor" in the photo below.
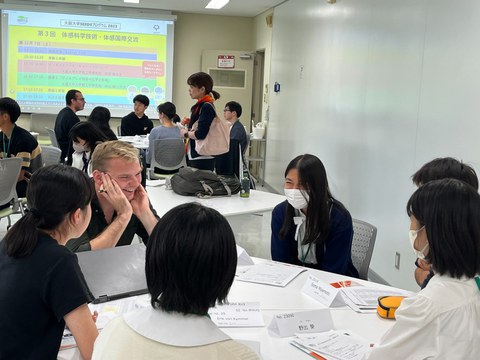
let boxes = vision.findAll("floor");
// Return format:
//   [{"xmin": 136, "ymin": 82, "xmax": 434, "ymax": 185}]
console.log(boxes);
[{"xmin": 0, "ymin": 192, "xmax": 275, "ymax": 261}]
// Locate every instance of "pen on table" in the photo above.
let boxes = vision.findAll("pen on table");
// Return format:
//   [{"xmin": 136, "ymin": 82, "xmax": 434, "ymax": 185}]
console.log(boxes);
[{"xmin": 290, "ymin": 341, "xmax": 327, "ymax": 360}]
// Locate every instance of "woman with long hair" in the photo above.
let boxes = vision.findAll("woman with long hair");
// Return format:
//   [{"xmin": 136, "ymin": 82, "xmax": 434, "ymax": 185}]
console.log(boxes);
[
  {"xmin": 368, "ymin": 178, "xmax": 480, "ymax": 359},
  {"xmin": 179, "ymin": 71, "xmax": 220, "ymax": 171},
  {"xmin": 271, "ymin": 154, "xmax": 359, "ymax": 277},
  {"xmin": 87, "ymin": 106, "xmax": 117, "ymax": 140},
  {"xmin": 69, "ymin": 121, "xmax": 108, "ymax": 174},
  {"xmin": 0, "ymin": 165, "xmax": 98, "ymax": 359}
]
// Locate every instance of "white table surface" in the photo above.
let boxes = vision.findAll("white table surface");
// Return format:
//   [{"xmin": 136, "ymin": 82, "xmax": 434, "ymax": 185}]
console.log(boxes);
[
  {"xmin": 59, "ymin": 257, "xmax": 400, "ymax": 360},
  {"xmin": 146, "ymin": 186, "xmax": 286, "ymax": 217},
  {"xmin": 118, "ymin": 135, "xmax": 149, "ymax": 149}
]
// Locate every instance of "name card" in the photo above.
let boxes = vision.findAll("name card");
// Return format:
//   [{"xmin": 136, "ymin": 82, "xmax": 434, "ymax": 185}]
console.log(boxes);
[
  {"xmin": 209, "ymin": 302, "xmax": 264, "ymax": 327},
  {"xmin": 301, "ymin": 275, "xmax": 346, "ymax": 307},
  {"xmin": 268, "ymin": 309, "xmax": 334, "ymax": 338}
]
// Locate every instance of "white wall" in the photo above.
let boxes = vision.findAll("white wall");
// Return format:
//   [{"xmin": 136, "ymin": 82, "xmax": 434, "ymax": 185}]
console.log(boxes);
[
  {"xmin": 172, "ymin": 12, "xmax": 254, "ymax": 118},
  {"xmin": 253, "ymin": 9, "xmax": 273, "ymax": 124},
  {"xmin": 266, "ymin": 0, "xmax": 480, "ymax": 291}
]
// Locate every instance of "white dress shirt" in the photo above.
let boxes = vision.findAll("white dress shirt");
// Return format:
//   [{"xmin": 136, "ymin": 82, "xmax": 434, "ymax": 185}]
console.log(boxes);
[{"xmin": 368, "ymin": 274, "xmax": 480, "ymax": 360}]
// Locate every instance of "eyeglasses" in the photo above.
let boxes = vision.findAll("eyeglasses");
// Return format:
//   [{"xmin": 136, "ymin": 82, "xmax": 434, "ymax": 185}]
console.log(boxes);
[
  {"xmin": 223, "ymin": 109, "xmax": 231, "ymax": 112},
  {"xmin": 76, "ymin": 97, "xmax": 86, "ymax": 102}
]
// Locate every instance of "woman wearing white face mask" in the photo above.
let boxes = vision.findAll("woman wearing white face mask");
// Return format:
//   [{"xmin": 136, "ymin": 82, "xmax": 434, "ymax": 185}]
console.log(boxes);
[
  {"xmin": 270, "ymin": 154, "xmax": 359, "ymax": 277},
  {"xmin": 368, "ymin": 178, "xmax": 480, "ymax": 359},
  {"xmin": 69, "ymin": 122, "xmax": 108, "ymax": 175}
]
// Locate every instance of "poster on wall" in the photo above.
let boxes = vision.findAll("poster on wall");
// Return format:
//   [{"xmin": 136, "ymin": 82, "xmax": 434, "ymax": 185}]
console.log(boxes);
[{"xmin": 217, "ymin": 55, "xmax": 235, "ymax": 68}]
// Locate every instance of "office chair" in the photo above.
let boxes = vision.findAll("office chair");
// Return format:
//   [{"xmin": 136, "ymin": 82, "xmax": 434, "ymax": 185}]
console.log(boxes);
[
  {"xmin": 0, "ymin": 158, "xmax": 24, "ymax": 229},
  {"xmin": 351, "ymin": 218, "xmax": 377, "ymax": 280},
  {"xmin": 45, "ymin": 127, "xmax": 59, "ymax": 148},
  {"xmin": 41, "ymin": 145, "xmax": 62, "ymax": 166},
  {"xmin": 149, "ymin": 138, "xmax": 187, "ymax": 180}
]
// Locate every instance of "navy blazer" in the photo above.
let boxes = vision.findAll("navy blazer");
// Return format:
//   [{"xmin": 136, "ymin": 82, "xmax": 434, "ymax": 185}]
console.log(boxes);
[{"xmin": 271, "ymin": 200, "xmax": 359, "ymax": 277}]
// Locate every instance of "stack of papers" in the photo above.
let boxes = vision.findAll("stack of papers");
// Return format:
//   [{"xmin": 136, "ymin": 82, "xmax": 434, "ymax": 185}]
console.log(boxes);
[
  {"xmin": 341, "ymin": 287, "xmax": 414, "ymax": 313},
  {"xmin": 236, "ymin": 261, "xmax": 307, "ymax": 287},
  {"xmin": 291, "ymin": 330, "xmax": 370, "ymax": 360}
]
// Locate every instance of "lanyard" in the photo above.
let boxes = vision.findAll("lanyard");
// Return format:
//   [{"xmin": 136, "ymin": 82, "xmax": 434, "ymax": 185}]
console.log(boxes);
[
  {"xmin": 2, "ymin": 125, "xmax": 15, "ymax": 157},
  {"xmin": 301, "ymin": 242, "xmax": 313, "ymax": 265},
  {"xmin": 475, "ymin": 276, "xmax": 480, "ymax": 291}
]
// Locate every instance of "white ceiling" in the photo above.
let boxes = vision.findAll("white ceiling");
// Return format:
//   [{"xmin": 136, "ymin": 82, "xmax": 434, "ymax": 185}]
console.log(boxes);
[{"xmin": 22, "ymin": 0, "xmax": 285, "ymax": 17}]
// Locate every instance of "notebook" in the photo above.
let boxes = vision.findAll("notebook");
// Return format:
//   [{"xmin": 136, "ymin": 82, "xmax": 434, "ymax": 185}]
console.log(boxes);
[{"xmin": 76, "ymin": 243, "xmax": 148, "ymax": 304}]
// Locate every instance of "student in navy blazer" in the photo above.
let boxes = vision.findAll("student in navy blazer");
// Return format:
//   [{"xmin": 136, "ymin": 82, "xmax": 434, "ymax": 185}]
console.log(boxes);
[{"xmin": 271, "ymin": 154, "xmax": 359, "ymax": 277}]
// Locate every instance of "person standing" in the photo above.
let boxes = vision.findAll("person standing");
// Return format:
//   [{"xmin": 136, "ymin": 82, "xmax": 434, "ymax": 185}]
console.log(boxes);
[
  {"xmin": 54, "ymin": 89, "xmax": 85, "ymax": 164},
  {"xmin": 120, "ymin": 94, "xmax": 153, "ymax": 136},
  {"xmin": 180, "ymin": 72, "xmax": 220, "ymax": 171},
  {"xmin": 0, "ymin": 97, "xmax": 42, "ymax": 206}
]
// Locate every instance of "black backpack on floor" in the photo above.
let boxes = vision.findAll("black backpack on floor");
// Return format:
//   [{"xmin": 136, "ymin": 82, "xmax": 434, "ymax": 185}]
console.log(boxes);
[{"xmin": 170, "ymin": 168, "xmax": 241, "ymax": 198}]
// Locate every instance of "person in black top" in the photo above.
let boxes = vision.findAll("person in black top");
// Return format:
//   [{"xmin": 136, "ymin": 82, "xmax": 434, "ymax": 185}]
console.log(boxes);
[
  {"xmin": 88, "ymin": 106, "xmax": 118, "ymax": 141},
  {"xmin": 120, "ymin": 94, "xmax": 153, "ymax": 136},
  {"xmin": 180, "ymin": 72, "xmax": 221, "ymax": 171},
  {"xmin": 66, "ymin": 140, "xmax": 159, "ymax": 252},
  {"xmin": 0, "ymin": 165, "xmax": 98, "ymax": 359},
  {"xmin": 0, "ymin": 97, "xmax": 42, "ymax": 204},
  {"xmin": 54, "ymin": 89, "xmax": 85, "ymax": 164}
]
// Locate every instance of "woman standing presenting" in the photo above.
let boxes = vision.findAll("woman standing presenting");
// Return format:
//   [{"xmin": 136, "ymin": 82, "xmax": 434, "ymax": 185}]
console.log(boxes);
[
  {"xmin": 180, "ymin": 72, "xmax": 220, "ymax": 171},
  {"xmin": 271, "ymin": 154, "xmax": 359, "ymax": 277},
  {"xmin": 0, "ymin": 165, "xmax": 98, "ymax": 359}
]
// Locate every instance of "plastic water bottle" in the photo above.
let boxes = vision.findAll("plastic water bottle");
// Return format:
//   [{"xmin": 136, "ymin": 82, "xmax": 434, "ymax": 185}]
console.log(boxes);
[{"xmin": 240, "ymin": 171, "xmax": 250, "ymax": 198}]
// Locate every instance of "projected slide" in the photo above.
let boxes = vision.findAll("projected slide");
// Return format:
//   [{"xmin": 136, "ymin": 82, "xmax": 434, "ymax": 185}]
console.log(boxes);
[{"xmin": 2, "ymin": 10, "xmax": 174, "ymax": 117}]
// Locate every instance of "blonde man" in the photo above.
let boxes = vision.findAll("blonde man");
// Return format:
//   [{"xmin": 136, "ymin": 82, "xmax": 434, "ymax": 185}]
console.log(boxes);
[{"xmin": 66, "ymin": 141, "xmax": 158, "ymax": 252}]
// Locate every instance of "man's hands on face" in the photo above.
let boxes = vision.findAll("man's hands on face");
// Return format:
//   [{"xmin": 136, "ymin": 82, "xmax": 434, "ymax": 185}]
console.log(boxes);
[
  {"xmin": 98, "ymin": 172, "xmax": 133, "ymax": 218},
  {"xmin": 130, "ymin": 183, "xmax": 150, "ymax": 216}
]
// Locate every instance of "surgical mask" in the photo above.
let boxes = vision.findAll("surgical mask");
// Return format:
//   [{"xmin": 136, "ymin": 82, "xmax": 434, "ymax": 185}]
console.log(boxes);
[
  {"xmin": 409, "ymin": 226, "xmax": 428, "ymax": 260},
  {"xmin": 72, "ymin": 142, "xmax": 88, "ymax": 153},
  {"xmin": 284, "ymin": 188, "xmax": 309, "ymax": 210}
]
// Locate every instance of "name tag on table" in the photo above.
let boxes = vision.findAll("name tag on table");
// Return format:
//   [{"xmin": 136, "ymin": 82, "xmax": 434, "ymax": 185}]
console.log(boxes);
[
  {"xmin": 301, "ymin": 275, "xmax": 346, "ymax": 307},
  {"xmin": 209, "ymin": 302, "xmax": 264, "ymax": 327},
  {"xmin": 268, "ymin": 309, "xmax": 334, "ymax": 338}
]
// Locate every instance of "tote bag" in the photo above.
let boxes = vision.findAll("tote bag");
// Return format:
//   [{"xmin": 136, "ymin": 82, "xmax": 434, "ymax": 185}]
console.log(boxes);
[{"xmin": 192, "ymin": 103, "xmax": 231, "ymax": 156}]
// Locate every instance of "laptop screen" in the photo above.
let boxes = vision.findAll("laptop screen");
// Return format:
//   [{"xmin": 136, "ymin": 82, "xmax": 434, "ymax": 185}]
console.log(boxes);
[{"xmin": 76, "ymin": 243, "xmax": 148, "ymax": 304}]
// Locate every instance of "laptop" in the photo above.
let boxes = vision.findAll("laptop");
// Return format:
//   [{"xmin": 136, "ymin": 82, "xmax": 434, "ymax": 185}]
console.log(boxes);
[{"xmin": 76, "ymin": 243, "xmax": 148, "ymax": 304}]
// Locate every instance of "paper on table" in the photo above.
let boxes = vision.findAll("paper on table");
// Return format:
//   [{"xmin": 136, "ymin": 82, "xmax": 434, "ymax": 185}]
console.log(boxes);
[
  {"xmin": 61, "ymin": 296, "xmax": 150, "ymax": 349},
  {"xmin": 291, "ymin": 330, "xmax": 370, "ymax": 360},
  {"xmin": 236, "ymin": 261, "xmax": 307, "ymax": 287},
  {"xmin": 146, "ymin": 179, "xmax": 166, "ymax": 187},
  {"xmin": 236, "ymin": 245, "xmax": 254, "ymax": 266},
  {"xmin": 208, "ymin": 302, "xmax": 264, "ymax": 327},
  {"xmin": 341, "ymin": 287, "xmax": 414, "ymax": 313}
]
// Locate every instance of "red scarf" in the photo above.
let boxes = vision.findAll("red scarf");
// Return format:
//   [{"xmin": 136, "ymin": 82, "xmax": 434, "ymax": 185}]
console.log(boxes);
[{"xmin": 191, "ymin": 95, "xmax": 214, "ymax": 116}]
